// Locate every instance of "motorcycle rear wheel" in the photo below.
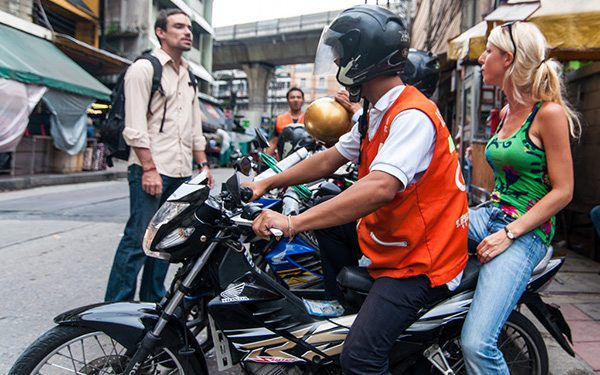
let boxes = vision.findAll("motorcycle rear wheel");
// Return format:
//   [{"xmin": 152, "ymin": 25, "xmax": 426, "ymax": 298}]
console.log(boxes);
[
  {"xmin": 440, "ymin": 310, "xmax": 549, "ymax": 374},
  {"xmin": 9, "ymin": 325, "xmax": 205, "ymax": 375}
]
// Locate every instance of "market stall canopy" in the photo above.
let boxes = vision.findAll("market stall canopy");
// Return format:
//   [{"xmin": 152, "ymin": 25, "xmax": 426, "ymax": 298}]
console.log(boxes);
[
  {"xmin": 0, "ymin": 23, "xmax": 111, "ymax": 100},
  {"xmin": 54, "ymin": 33, "xmax": 131, "ymax": 76},
  {"xmin": 447, "ymin": 21, "xmax": 487, "ymax": 61},
  {"xmin": 447, "ymin": 0, "xmax": 600, "ymax": 61},
  {"xmin": 199, "ymin": 99, "xmax": 225, "ymax": 133},
  {"xmin": 528, "ymin": 0, "xmax": 600, "ymax": 60}
]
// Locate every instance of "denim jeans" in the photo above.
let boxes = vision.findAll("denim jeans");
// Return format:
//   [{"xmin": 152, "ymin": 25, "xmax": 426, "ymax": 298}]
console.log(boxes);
[
  {"xmin": 461, "ymin": 205, "xmax": 547, "ymax": 375},
  {"xmin": 105, "ymin": 165, "xmax": 189, "ymax": 302}
]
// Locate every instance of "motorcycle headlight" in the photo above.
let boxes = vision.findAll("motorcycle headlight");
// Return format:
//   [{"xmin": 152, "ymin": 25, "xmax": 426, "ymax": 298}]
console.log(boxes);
[
  {"xmin": 143, "ymin": 202, "xmax": 190, "ymax": 259},
  {"xmin": 156, "ymin": 227, "xmax": 195, "ymax": 250}
]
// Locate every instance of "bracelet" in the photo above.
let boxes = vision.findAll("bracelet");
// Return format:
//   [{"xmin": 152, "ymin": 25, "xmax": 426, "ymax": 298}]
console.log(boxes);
[
  {"xmin": 197, "ymin": 162, "xmax": 209, "ymax": 169},
  {"xmin": 143, "ymin": 166, "xmax": 157, "ymax": 173},
  {"xmin": 287, "ymin": 215, "xmax": 295, "ymax": 242}
]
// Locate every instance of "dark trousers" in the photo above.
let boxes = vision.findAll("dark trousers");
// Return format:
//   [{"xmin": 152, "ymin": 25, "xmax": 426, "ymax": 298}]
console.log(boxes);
[
  {"xmin": 105, "ymin": 164, "xmax": 189, "ymax": 302},
  {"xmin": 342, "ymin": 275, "xmax": 447, "ymax": 374},
  {"xmin": 316, "ymin": 223, "xmax": 447, "ymax": 374},
  {"xmin": 314, "ymin": 222, "xmax": 361, "ymax": 300}
]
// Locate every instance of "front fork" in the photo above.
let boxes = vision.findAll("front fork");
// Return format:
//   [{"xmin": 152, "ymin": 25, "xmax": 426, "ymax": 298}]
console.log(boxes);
[{"xmin": 123, "ymin": 232, "xmax": 223, "ymax": 374}]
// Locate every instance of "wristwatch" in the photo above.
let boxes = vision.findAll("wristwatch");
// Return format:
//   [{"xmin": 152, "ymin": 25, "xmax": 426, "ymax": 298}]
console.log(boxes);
[
  {"xmin": 504, "ymin": 226, "xmax": 516, "ymax": 240},
  {"xmin": 197, "ymin": 162, "xmax": 209, "ymax": 169}
]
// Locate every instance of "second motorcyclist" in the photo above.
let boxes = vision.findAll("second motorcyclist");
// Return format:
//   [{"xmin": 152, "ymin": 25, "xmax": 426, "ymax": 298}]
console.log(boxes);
[{"xmin": 244, "ymin": 5, "xmax": 469, "ymax": 374}]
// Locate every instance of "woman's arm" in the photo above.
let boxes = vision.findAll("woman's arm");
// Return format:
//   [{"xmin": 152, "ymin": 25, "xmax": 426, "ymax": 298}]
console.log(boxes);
[{"xmin": 506, "ymin": 102, "xmax": 573, "ymax": 237}]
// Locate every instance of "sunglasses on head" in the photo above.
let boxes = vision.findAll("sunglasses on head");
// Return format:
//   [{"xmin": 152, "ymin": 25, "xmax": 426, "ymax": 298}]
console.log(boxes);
[{"xmin": 500, "ymin": 21, "xmax": 518, "ymax": 61}]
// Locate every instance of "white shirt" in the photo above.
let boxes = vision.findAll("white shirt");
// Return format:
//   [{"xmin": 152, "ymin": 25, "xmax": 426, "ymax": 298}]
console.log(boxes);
[{"xmin": 336, "ymin": 85, "xmax": 463, "ymax": 290}]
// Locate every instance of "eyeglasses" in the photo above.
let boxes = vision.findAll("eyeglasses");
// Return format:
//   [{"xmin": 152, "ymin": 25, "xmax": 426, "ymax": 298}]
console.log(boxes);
[{"xmin": 501, "ymin": 21, "xmax": 518, "ymax": 61}]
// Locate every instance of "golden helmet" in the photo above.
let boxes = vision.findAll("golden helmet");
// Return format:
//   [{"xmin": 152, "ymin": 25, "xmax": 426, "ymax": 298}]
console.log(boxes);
[{"xmin": 304, "ymin": 97, "xmax": 353, "ymax": 145}]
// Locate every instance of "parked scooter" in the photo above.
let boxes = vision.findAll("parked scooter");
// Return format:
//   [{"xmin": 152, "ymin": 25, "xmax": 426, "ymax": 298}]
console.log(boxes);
[{"xmin": 10, "ymin": 171, "xmax": 574, "ymax": 375}]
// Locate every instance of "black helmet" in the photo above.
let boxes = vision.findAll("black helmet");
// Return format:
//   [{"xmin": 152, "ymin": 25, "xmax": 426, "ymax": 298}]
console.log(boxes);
[
  {"xmin": 314, "ymin": 5, "xmax": 410, "ymax": 101},
  {"xmin": 400, "ymin": 49, "xmax": 440, "ymax": 99},
  {"xmin": 277, "ymin": 124, "xmax": 314, "ymax": 159}
]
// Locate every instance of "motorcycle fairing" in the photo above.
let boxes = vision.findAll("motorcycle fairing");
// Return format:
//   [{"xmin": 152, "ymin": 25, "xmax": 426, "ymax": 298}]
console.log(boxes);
[
  {"xmin": 54, "ymin": 302, "xmax": 208, "ymax": 372},
  {"xmin": 266, "ymin": 237, "xmax": 323, "ymax": 287}
]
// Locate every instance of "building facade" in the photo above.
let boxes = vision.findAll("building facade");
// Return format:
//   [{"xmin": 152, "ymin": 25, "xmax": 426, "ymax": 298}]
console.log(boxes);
[{"xmin": 104, "ymin": 0, "xmax": 214, "ymax": 92}]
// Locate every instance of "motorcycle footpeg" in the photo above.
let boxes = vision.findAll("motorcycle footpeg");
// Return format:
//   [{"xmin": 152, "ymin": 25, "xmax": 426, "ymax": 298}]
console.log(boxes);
[{"xmin": 424, "ymin": 344, "xmax": 455, "ymax": 375}]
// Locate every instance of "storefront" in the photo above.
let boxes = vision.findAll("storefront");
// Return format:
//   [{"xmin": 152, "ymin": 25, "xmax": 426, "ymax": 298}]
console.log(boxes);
[{"xmin": 0, "ymin": 12, "xmax": 111, "ymax": 176}]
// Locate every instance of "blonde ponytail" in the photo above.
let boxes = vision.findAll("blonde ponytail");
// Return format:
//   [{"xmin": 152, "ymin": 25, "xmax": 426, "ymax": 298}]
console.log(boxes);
[{"xmin": 489, "ymin": 22, "xmax": 581, "ymax": 138}]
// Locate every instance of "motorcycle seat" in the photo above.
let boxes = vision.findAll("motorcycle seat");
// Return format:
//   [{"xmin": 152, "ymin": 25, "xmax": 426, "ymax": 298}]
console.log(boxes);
[
  {"xmin": 338, "ymin": 245, "xmax": 553, "ymax": 301},
  {"xmin": 337, "ymin": 255, "xmax": 482, "ymax": 297},
  {"xmin": 337, "ymin": 267, "xmax": 373, "ymax": 294},
  {"xmin": 450, "ymin": 256, "xmax": 480, "ymax": 295}
]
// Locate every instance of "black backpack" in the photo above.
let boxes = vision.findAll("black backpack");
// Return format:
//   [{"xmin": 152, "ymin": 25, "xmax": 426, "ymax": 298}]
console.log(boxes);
[{"xmin": 100, "ymin": 53, "xmax": 198, "ymax": 167}]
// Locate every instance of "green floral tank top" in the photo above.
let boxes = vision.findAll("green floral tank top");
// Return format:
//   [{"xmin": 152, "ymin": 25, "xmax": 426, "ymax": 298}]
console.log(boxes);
[{"xmin": 485, "ymin": 102, "xmax": 554, "ymax": 244}]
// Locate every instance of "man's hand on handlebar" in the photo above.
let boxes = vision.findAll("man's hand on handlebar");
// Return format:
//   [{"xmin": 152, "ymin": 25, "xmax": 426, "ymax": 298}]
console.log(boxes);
[
  {"xmin": 252, "ymin": 209, "xmax": 292, "ymax": 240},
  {"xmin": 240, "ymin": 180, "xmax": 270, "ymax": 201}
]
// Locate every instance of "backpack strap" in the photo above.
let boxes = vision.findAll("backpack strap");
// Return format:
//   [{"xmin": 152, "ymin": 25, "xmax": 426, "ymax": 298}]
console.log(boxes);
[
  {"xmin": 188, "ymin": 68, "xmax": 198, "ymax": 94},
  {"xmin": 136, "ymin": 54, "xmax": 167, "ymax": 132}
]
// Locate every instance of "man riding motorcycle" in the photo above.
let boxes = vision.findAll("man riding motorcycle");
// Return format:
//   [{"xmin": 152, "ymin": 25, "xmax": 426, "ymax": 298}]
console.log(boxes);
[{"xmin": 243, "ymin": 5, "xmax": 469, "ymax": 374}]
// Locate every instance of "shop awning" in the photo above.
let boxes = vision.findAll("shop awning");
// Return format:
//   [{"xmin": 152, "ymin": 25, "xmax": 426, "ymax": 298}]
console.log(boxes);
[
  {"xmin": 528, "ymin": 0, "xmax": 600, "ymax": 60},
  {"xmin": 54, "ymin": 33, "xmax": 131, "ymax": 76},
  {"xmin": 447, "ymin": 21, "xmax": 487, "ymax": 61},
  {"xmin": 448, "ymin": 0, "xmax": 600, "ymax": 61},
  {"xmin": 199, "ymin": 99, "xmax": 225, "ymax": 133},
  {"xmin": 484, "ymin": 2, "xmax": 540, "ymax": 23},
  {"xmin": 0, "ymin": 23, "xmax": 111, "ymax": 100}
]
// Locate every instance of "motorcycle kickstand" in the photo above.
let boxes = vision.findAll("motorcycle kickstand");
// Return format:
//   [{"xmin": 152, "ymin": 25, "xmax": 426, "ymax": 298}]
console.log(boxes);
[{"xmin": 423, "ymin": 344, "xmax": 456, "ymax": 375}]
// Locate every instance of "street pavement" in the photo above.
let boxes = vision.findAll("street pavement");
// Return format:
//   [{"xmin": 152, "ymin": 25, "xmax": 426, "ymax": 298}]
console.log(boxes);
[
  {"xmin": 0, "ymin": 168, "xmax": 242, "ymax": 374},
  {"xmin": 0, "ymin": 170, "xmax": 598, "ymax": 374}
]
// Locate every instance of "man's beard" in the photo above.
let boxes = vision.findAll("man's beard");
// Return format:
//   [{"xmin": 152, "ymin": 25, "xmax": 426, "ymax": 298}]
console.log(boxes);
[{"xmin": 177, "ymin": 44, "xmax": 192, "ymax": 52}]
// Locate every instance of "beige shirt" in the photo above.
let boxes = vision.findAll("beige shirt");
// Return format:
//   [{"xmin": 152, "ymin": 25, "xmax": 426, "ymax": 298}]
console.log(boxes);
[{"xmin": 122, "ymin": 48, "xmax": 206, "ymax": 178}]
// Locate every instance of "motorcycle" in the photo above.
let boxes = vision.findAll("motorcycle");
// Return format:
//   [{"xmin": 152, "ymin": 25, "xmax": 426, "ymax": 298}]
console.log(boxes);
[{"xmin": 10, "ymin": 170, "xmax": 574, "ymax": 374}]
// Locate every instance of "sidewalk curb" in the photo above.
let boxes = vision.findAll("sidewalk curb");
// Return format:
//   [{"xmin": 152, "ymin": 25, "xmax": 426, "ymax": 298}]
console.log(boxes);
[{"xmin": 0, "ymin": 170, "xmax": 127, "ymax": 191}]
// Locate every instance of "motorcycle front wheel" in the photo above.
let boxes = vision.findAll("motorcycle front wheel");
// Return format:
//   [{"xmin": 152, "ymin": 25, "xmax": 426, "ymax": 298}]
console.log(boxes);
[{"xmin": 9, "ymin": 325, "xmax": 205, "ymax": 375}]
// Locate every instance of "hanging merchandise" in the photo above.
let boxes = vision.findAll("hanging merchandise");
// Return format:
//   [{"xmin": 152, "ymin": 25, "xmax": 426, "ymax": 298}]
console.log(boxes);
[
  {"xmin": 43, "ymin": 89, "xmax": 94, "ymax": 155},
  {"xmin": 0, "ymin": 78, "xmax": 47, "ymax": 152}
]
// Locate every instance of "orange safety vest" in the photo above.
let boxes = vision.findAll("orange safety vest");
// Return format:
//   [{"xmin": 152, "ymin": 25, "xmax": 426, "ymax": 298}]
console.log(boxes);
[
  {"xmin": 357, "ymin": 86, "xmax": 468, "ymax": 287},
  {"xmin": 275, "ymin": 112, "xmax": 304, "ymax": 135}
]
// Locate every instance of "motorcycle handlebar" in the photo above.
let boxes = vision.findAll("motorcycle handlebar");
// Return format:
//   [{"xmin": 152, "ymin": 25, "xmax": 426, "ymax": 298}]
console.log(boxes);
[{"xmin": 240, "ymin": 187, "xmax": 254, "ymax": 203}]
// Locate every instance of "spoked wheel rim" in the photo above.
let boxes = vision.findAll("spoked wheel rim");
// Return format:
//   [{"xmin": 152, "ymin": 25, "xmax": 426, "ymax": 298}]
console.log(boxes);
[
  {"xmin": 442, "ymin": 319, "xmax": 543, "ymax": 375},
  {"xmin": 497, "ymin": 320, "xmax": 541, "ymax": 375},
  {"xmin": 31, "ymin": 331, "xmax": 184, "ymax": 374}
]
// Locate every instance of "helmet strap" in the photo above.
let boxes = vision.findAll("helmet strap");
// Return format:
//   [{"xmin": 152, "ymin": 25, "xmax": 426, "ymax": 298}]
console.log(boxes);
[
  {"xmin": 348, "ymin": 86, "xmax": 362, "ymax": 103},
  {"xmin": 357, "ymin": 98, "xmax": 370, "ymax": 165}
]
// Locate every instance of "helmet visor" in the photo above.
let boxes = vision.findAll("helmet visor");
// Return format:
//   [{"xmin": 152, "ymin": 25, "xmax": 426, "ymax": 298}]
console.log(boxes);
[{"xmin": 314, "ymin": 25, "xmax": 344, "ymax": 77}]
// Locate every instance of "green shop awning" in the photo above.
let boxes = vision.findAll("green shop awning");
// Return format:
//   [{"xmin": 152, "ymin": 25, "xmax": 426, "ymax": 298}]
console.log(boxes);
[{"xmin": 0, "ymin": 23, "xmax": 111, "ymax": 100}]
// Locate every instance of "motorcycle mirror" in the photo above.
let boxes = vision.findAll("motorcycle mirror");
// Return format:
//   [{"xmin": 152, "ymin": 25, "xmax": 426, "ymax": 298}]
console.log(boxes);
[
  {"xmin": 315, "ymin": 181, "xmax": 342, "ymax": 198},
  {"xmin": 234, "ymin": 156, "xmax": 253, "ymax": 176},
  {"xmin": 255, "ymin": 128, "xmax": 270, "ymax": 149},
  {"xmin": 224, "ymin": 173, "xmax": 242, "ymax": 208}
]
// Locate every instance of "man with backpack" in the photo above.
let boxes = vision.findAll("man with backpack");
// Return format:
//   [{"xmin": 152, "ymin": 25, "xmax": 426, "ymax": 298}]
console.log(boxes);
[{"xmin": 105, "ymin": 8, "xmax": 214, "ymax": 302}]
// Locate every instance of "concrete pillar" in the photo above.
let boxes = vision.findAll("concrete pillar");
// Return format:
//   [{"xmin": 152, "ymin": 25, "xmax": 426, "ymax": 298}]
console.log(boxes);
[{"xmin": 241, "ymin": 62, "xmax": 274, "ymax": 128}]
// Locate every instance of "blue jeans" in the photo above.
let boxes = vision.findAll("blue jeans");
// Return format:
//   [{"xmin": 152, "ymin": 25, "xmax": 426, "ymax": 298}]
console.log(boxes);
[
  {"xmin": 461, "ymin": 205, "xmax": 547, "ymax": 375},
  {"xmin": 105, "ymin": 165, "xmax": 189, "ymax": 302}
]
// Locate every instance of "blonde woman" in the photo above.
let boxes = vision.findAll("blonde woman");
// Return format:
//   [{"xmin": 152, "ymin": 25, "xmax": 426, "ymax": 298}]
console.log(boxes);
[{"xmin": 461, "ymin": 21, "xmax": 579, "ymax": 373}]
